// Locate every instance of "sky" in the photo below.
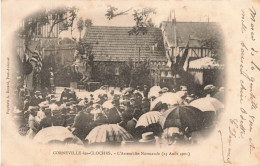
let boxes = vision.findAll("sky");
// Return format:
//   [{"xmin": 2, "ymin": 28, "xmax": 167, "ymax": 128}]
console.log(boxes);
[{"xmin": 59, "ymin": 0, "xmax": 227, "ymax": 39}]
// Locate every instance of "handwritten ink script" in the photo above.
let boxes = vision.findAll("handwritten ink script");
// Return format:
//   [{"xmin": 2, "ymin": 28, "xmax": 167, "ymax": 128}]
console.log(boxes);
[
  {"xmin": 240, "ymin": 6, "xmax": 258, "ymax": 156},
  {"xmin": 220, "ymin": 6, "xmax": 259, "ymax": 164}
]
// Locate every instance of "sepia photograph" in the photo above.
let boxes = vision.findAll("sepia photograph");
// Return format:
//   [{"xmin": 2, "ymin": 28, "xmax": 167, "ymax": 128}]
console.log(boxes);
[
  {"xmin": 12, "ymin": 4, "xmax": 225, "ymax": 147},
  {"xmin": 2, "ymin": 0, "xmax": 260, "ymax": 166}
]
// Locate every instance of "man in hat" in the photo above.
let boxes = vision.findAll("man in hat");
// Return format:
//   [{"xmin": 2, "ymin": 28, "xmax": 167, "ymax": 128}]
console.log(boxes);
[
  {"xmin": 143, "ymin": 85, "xmax": 149, "ymax": 98},
  {"xmin": 36, "ymin": 104, "xmax": 47, "ymax": 123},
  {"xmin": 23, "ymin": 95, "xmax": 31, "ymax": 112},
  {"xmin": 68, "ymin": 88, "xmax": 77, "ymax": 101},
  {"xmin": 72, "ymin": 111, "xmax": 92, "ymax": 140},
  {"xmin": 141, "ymin": 97, "xmax": 150, "ymax": 114},
  {"xmin": 126, "ymin": 109, "xmax": 143, "ymax": 137},
  {"xmin": 108, "ymin": 90, "xmax": 115, "ymax": 100},
  {"xmin": 139, "ymin": 132, "xmax": 157, "ymax": 146},
  {"xmin": 60, "ymin": 88, "xmax": 70, "ymax": 103},
  {"xmin": 39, "ymin": 108, "xmax": 52, "ymax": 129},
  {"xmin": 26, "ymin": 107, "xmax": 39, "ymax": 139},
  {"xmin": 30, "ymin": 91, "xmax": 43, "ymax": 106},
  {"xmin": 78, "ymin": 97, "xmax": 88, "ymax": 107}
]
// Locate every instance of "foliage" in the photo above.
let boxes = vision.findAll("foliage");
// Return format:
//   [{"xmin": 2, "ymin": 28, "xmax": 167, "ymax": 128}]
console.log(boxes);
[
  {"xmin": 201, "ymin": 36, "xmax": 223, "ymax": 61},
  {"xmin": 128, "ymin": 8, "xmax": 156, "ymax": 36},
  {"xmin": 105, "ymin": 6, "xmax": 156, "ymax": 87},
  {"xmin": 19, "ymin": 7, "xmax": 78, "ymax": 48},
  {"xmin": 105, "ymin": 5, "xmax": 132, "ymax": 20},
  {"xmin": 85, "ymin": 19, "xmax": 93, "ymax": 28}
]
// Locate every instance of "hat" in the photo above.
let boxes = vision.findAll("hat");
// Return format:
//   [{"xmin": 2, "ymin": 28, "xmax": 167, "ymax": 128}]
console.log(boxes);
[
  {"xmin": 39, "ymin": 102, "xmax": 49, "ymax": 108},
  {"xmin": 51, "ymin": 98, "xmax": 56, "ymax": 102},
  {"xmin": 204, "ymin": 84, "xmax": 216, "ymax": 91},
  {"xmin": 180, "ymin": 86, "xmax": 187, "ymax": 91},
  {"xmin": 161, "ymin": 87, "xmax": 169, "ymax": 93},
  {"xmin": 130, "ymin": 97, "xmax": 135, "ymax": 101},
  {"xmin": 139, "ymin": 132, "xmax": 156, "ymax": 143}
]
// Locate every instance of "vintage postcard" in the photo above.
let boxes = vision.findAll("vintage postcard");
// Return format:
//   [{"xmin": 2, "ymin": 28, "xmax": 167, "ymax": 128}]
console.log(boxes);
[{"xmin": 1, "ymin": 0, "xmax": 260, "ymax": 165}]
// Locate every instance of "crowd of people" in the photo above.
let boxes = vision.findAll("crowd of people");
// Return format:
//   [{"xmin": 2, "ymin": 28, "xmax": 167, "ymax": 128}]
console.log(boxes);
[{"xmin": 13, "ymin": 84, "xmax": 225, "ymax": 146}]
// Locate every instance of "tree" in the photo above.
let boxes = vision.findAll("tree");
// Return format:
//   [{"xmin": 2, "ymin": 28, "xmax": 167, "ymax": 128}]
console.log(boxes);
[
  {"xmin": 77, "ymin": 17, "xmax": 84, "ymax": 40},
  {"xmin": 105, "ymin": 5, "xmax": 132, "ymax": 20},
  {"xmin": 85, "ymin": 19, "xmax": 93, "ymax": 28},
  {"xmin": 19, "ymin": 7, "xmax": 78, "ymax": 49},
  {"xmin": 106, "ymin": 6, "xmax": 156, "ymax": 87}
]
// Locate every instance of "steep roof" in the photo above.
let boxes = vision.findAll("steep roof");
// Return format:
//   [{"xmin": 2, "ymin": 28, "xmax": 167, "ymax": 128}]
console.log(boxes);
[
  {"xmin": 160, "ymin": 21, "xmax": 223, "ymax": 48},
  {"xmin": 83, "ymin": 26, "xmax": 166, "ymax": 62}
]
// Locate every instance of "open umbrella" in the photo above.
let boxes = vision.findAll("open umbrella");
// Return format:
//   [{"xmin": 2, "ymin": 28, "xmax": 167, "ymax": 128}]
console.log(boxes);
[
  {"xmin": 85, "ymin": 124, "xmax": 133, "ymax": 144},
  {"xmin": 33, "ymin": 126, "xmax": 83, "ymax": 145},
  {"xmin": 189, "ymin": 97, "xmax": 224, "ymax": 112},
  {"xmin": 190, "ymin": 97, "xmax": 224, "ymax": 127},
  {"xmin": 159, "ymin": 105, "xmax": 204, "ymax": 132},
  {"xmin": 148, "ymin": 86, "xmax": 161, "ymax": 99},
  {"xmin": 150, "ymin": 92, "xmax": 183, "ymax": 111},
  {"xmin": 136, "ymin": 111, "xmax": 161, "ymax": 127},
  {"xmin": 175, "ymin": 91, "xmax": 187, "ymax": 98}
]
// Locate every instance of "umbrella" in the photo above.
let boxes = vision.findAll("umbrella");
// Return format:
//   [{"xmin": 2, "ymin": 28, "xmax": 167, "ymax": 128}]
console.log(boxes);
[
  {"xmin": 150, "ymin": 92, "xmax": 183, "ymax": 111},
  {"xmin": 33, "ymin": 126, "xmax": 83, "ymax": 145},
  {"xmin": 175, "ymin": 91, "xmax": 187, "ymax": 98},
  {"xmin": 136, "ymin": 111, "xmax": 162, "ymax": 127},
  {"xmin": 148, "ymin": 86, "xmax": 161, "ymax": 99},
  {"xmin": 189, "ymin": 97, "xmax": 224, "ymax": 112},
  {"xmin": 159, "ymin": 105, "xmax": 204, "ymax": 132},
  {"xmin": 190, "ymin": 97, "xmax": 224, "ymax": 127},
  {"xmin": 85, "ymin": 124, "xmax": 133, "ymax": 144}
]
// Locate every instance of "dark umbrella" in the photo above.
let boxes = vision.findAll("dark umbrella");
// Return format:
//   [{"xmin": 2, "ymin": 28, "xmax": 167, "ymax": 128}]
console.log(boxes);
[{"xmin": 159, "ymin": 105, "xmax": 204, "ymax": 132}]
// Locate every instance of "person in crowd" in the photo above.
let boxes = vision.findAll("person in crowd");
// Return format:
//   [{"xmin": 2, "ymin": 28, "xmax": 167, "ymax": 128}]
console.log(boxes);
[
  {"xmin": 39, "ymin": 108, "xmax": 52, "ymax": 129},
  {"xmin": 143, "ymin": 85, "xmax": 149, "ymax": 98},
  {"xmin": 72, "ymin": 110, "xmax": 91, "ymax": 140},
  {"xmin": 69, "ymin": 89, "xmax": 77, "ymax": 101},
  {"xmin": 30, "ymin": 91, "xmax": 43, "ymax": 106},
  {"xmin": 23, "ymin": 95, "xmax": 31, "ymax": 112},
  {"xmin": 17, "ymin": 89, "xmax": 26, "ymax": 110},
  {"xmin": 118, "ymin": 109, "xmax": 133, "ymax": 129},
  {"xmin": 26, "ymin": 107, "xmax": 39, "ymax": 139},
  {"xmin": 204, "ymin": 84, "xmax": 217, "ymax": 97},
  {"xmin": 139, "ymin": 132, "xmax": 157, "ymax": 146},
  {"xmin": 108, "ymin": 90, "xmax": 115, "ymax": 100},
  {"xmin": 60, "ymin": 88, "xmax": 70, "ymax": 103},
  {"xmin": 126, "ymin": 109, "xmax": 143, "ymax": 138},
  {"xmin": 141, "ymin": 98, "xmax": 150, "ymax": 113},
  {"xmin": 36, "ymin": 105, "xmax": 47, "ymax": 124},
  {"xmin": 79, "ymin": 97, "xmax": 88, "ymax": 107}
]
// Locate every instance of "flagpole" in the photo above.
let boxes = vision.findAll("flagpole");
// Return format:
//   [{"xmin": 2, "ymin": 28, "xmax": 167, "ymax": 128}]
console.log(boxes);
[{"xmin": 173, "ymin": 10, "xmax": 177, "ymax": 88}]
